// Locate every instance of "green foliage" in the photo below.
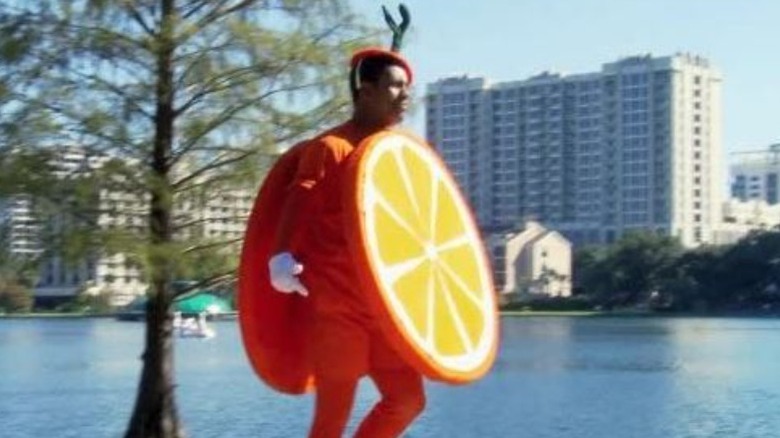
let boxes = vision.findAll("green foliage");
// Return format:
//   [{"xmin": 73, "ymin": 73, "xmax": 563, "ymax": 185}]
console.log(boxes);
[
  {"xmin": 501, "ymin": 295, "xmax": 594, "ymax": 312},
  {"xmin": 575, "ymin": 229, "xmax": 780, "ymax": 313},
  {"xmin": 0, "ymin": 225, "xmax": 37, "ymax": 313},
  {"xmin": 56, "ymin": 289, "xmax": 114, "ymax": 314},
  {"xmin": 574, "ymin": 231, "xmax": 683, "ymax": 308},
  {"xmin": 0, "ymin": 149, "xmax": 60, "ymax": 198},
  {"xmin": 0, "ymin": 280, "xmax": 34, "ymax": 313}
]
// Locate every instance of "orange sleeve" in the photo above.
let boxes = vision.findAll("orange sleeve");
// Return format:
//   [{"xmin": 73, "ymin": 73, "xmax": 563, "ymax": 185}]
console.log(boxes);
[{"xmin": 273, "ymin": 137, "xmax": 351, "ymax": 254}]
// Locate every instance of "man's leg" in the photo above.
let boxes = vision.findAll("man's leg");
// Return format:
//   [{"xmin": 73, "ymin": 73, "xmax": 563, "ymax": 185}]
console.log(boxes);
[
  {"xmin": 308, "ymin": 316, "xmax": 369, "ymax": 438},
  {"xmin": 309, "ymin": 377, "xmax": 359, "ymax": 438},
  {"xmin": 353, "ymin": 333, "xmax": 425, "ymax": 438},
  {"xmin": 353, "ymin": 366, "xmax": 425, "ymax": 438}
]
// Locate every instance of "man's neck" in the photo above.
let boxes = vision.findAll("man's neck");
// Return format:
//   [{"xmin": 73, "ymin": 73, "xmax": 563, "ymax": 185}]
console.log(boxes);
[{"xmin": 351, "ymin": 112, "xmax": 396, "ymax": 133}]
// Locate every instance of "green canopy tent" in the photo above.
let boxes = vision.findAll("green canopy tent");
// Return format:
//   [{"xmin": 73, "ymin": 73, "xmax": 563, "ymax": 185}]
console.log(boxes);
[
  {"xmin": 118, "ymin": 292, "xmax": 233, "ymax": 321},
  {"xmin": 174, "ymin": 293, "xmax": 232, "ymax": 315}
]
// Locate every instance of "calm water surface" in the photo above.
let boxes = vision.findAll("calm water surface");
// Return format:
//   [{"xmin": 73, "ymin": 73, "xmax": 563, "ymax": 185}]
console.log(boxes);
[{"xmin": 1, "ymin": 316, "xmax": 779, "ymax": 437}]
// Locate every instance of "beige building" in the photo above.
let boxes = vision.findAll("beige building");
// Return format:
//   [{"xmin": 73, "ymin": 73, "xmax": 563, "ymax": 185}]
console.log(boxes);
[
  {"xmin": 712, "ymin": 199, "xmax": 780, "ymax": 245},
  {"xmin": 490, "ymin": 221, "xmax": 572, "ymax": 301}
]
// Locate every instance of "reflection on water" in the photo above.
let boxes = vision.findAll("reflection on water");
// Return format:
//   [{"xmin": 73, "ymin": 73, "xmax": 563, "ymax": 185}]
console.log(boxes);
[{"xmin": 1, "ymin": 316, "xmax": 779, "ymax": 437}]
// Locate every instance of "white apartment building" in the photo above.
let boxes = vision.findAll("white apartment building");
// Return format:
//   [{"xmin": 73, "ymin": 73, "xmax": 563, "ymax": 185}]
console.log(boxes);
[
  {"xmin": 1, "ymin": 195, "xmax": 41, "ymax": 256},
  {"xmin": 2, "ymin": 147, "xmax": 142, "ymax": 306},
  {"xmin": 730, "ymin": 144, "xmax": 780, "ymax": 205},
  {"xmin": 426, "ymin": 54, "xmax": 723, "ymax": 247}
]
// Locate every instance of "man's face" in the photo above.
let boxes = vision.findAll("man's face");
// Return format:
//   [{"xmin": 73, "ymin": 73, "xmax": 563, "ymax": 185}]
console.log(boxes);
[{"xmin": 360, "ymin": 64, "xmax": 410, "ymax": 125}]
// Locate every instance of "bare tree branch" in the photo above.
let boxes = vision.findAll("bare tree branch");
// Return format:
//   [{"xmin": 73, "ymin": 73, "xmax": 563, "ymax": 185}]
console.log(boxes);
[
  {"xmin": 174, "ymin": 21, "xmax": 347, "ymax": 117},
  {"xmin": 121, "ymin": 1, "xmax": 157, "ymax": 37},
  {"xmin": 173, "ymin": 39, "xmax": 234, "ymax": 90},
  {"xmin": 182, "ymin": 237, "xmax": 243, "ymax": 255},
  {"xmin": 173, "ymin": 270, "xmax": 236, "ymax": 298},
  {"xmin": 174, "ymin": 63, "xmax": 273, "ymax": 116},
  {"xmin": 180, "ymin": 0, "xmax": 215, "ymax": 20},
  {"xmin": 192, "ymin": 0, "xmax": 257, "ymax": 30},
  {"xmin": 68, "ymin": 70, "xmax": 156, "ymax": 121},
  {"xmin": 168, "ymin": 81, "xmax": 316, "ymax": 170},
  {"xmin": 172, "ymin": 215, "xmax": 249, "ymax": 233},
  {"xmin": 66, "ymin": 22, "xmax": 154, "ymax": 53},
  {"xmin": 30, "ymin": 99, "xmax": 148, "ymax": 159},
  {"xmin": 172, "ymin": 149, "xmax": 256, "ymax": 189}
]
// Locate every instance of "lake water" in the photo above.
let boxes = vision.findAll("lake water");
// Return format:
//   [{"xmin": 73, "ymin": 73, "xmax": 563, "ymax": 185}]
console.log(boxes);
[{"xmin": 1, "ymin": 316, "xmax": 779, "ymax": 438}]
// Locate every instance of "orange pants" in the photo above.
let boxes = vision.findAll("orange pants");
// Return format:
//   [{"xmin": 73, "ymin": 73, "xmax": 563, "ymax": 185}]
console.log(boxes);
[{"xmin": 308, "ymin": 316, "xmax": 425, "ymax": 438}]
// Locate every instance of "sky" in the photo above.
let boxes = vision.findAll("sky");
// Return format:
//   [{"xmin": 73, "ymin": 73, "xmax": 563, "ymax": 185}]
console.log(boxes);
[{"xmin": 351, "ymin": 0, "xmax": 780, "ymax": 159}]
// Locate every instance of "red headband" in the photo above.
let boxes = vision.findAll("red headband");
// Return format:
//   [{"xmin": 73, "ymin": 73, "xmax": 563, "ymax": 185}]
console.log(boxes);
[{"xmin": 350, "ymin": 47, "xmax": 414, "ymax": 87}]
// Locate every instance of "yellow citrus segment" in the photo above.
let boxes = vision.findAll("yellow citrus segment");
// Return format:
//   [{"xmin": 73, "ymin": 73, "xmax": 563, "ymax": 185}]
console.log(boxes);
[
  {"xmin": 436, "ymin": 263, "xmax": 485, "ymax": 351},
  {"xmin": 401, "ymin": 146, "xmax": 433, "ymax": 240},
  {"xmin": 432, "ymin": 275, "xmax": 468, "ymax": 356},
  {"xmin": 437, "ymin": 243, "xmax": 484, "ymax": 300},
  {"xmin": 372, "ymin": 151, "xmax": 422, "ymax": 232},
  {"xmin": 432, "ymin": 179, "xmax": 466, "ymax": 244},
  {"xmin": 359, "ymin": 132, "xmax": 497, "ymax": 379},
  {"xmin": 374, "ymin": 201, "xmax": 425, "ymax": 266},
  {"xmin": 393, "ymin": 261, "xmax": 434, "ymax": 341}
]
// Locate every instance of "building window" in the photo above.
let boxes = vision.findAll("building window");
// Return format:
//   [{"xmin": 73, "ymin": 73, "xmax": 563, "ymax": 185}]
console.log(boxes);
[{"xmin": 768, "ymin": 173, "xmax": 778, "ymax": 204}]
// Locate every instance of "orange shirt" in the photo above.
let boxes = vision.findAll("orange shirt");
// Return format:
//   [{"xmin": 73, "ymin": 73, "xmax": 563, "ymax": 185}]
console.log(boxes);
[{"xmin": 274, "ymin": 121, "xmax": 379, "ymax": 320}]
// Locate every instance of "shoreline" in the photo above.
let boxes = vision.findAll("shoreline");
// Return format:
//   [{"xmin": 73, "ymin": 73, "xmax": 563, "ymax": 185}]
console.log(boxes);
[
  {"xmin": 2, "ymin": 310, "xmax": 778, "ymax": 319},
  {"xmin": 0, "ymin": 313, "xmax": 116, "ymax": 319},
  {"xmin": 499, "ymin": 309, "xmax": 780, "ymax": 318}
]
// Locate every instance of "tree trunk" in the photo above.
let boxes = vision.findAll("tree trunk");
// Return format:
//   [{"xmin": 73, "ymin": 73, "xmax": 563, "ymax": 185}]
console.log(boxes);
[
  {"xmin": 125, "ymin": 294, "xmax": 182, "ymax": 438},
  {"xmin": 125, "ymin": 0, "xmax": 183, "ymax": 436}
]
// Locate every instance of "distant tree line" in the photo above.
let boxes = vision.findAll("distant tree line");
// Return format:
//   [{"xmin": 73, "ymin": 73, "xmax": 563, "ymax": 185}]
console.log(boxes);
[
  {"xmin": 0, "ymin": 224, "xmax": 36, "ymax": 313},
  {"xmin": 574, "ymin": 229, "xmax": 780, "ymax": 313}
]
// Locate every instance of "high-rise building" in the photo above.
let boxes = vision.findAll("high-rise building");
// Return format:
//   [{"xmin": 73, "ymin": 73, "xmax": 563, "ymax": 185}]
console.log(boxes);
[
  {"xmin": 426, "ymin": 53, "xmax": 723, "ymax": 247},
  {"xmin": 730, "ymin": 143, "xmax": 780, "ymax": 205}
]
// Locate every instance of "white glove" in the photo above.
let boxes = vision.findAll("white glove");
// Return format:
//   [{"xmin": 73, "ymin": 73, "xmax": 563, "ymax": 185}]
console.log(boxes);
[{"xmin": 268, "ymin": 252, "xmax": 309, "ymax": 296}]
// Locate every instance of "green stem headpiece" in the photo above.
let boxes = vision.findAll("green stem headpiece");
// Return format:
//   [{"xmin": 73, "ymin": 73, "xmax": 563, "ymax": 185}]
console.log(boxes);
[
  {"xmin": 349, "ymin": 4, "xmax": 414, "ymax": 88},
  {"xmin": 382, "ymin": 4, "xmax": 411, "ymax": 52}
]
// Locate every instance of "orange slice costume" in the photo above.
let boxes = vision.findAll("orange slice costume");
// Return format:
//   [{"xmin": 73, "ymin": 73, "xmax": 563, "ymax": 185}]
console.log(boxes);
[
  {"xmin": 239, "ymin": 6, "xmax": 497, "ymax": 437},
  {"xmin": 238, "ymin": 120, "xmax": 499, "ymax": 438},
  {"xmin": 277, "ymin": 119, "xmax": 426, "ymax": 438}
]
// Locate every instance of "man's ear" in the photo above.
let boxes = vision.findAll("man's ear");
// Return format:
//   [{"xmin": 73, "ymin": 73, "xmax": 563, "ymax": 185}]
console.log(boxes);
[{"xmin": 358, "ymin": 82, "xmax": 375, "ymax": 100}]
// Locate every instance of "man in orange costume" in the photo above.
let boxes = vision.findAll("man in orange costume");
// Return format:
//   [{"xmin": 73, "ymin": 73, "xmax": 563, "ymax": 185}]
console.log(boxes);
[{"xmin": 268, "ymin": 48, "xmax": 426, "ymax": 438}]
